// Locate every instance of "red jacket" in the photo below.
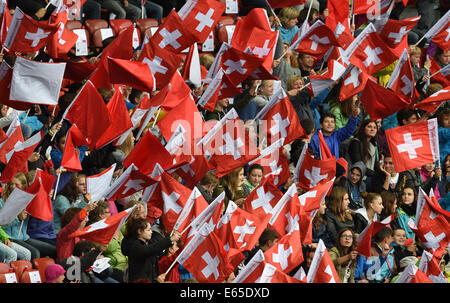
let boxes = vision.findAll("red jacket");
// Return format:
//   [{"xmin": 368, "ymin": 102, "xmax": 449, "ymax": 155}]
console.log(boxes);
[{"xmin": 56, "ymin": 208, "xmax": 87, "ymax": 262}]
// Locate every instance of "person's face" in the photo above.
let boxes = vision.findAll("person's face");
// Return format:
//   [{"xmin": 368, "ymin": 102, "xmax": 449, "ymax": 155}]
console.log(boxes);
[
  {"xmin": 0, "ymin": 105, "xmax": 8, "ymax": 117},
  {"xmin": 445, "ymin": 156, "xmax": 450, "ymax": 172},
  {"xmin": 437, "ymin": 50, "xmax": 450, "ymax": 65},
  {"xmin": 403, "ymin": 114, "xmax": 418, "ymax": 125},
  {"xmin": 260, "ymin": 81, "xmax": 274, "ymax": 96},
  {"xmin": 292, "ymin": 79, "xmax": 303, "ymax": 89},
  {"xmin": 378, "ymin": 236, "xmax": 393, "ymax": 255},
  {"xmin": 134, "ymin": 93, "xmax": 145, "ymax": 105},
  {"xmin": 100, "ymin": 208, "xmax": 111, "ymax": 220},
  {"xmin": 370, "ymin": 196, "xmax": 384, "ymax": 214},
  {"xmin": 10, "ymin": 178, "xmax": 23, "ymax": 190},
  {"xmin": 134, "ymin": 204, "xmax": 147, "ymax": 219},
  {"xmin": 410, "ymin": 53, "xmax": 421, "ymax": 66},
  {"xmin": 287, "ymin": 17, "xmax": 298, "ymax": 29},
  {"xmin": 139, "ymin": 222, "xmax": 153, "ymax": 241},
  {"xmin": 299, "ymin": 54, "xmax": 315, "ymax": 68},
  {"xmin": 391, "ymin": 199, "xmax": 398, "ymax": 213},
  {"xmin": 364, "ymin": 122, "xmax": 377, "ymax": 138},
  {"xmin": 248, "ymin": 169, "xmax": 263, "ymax": 187},
  {"xmin": 217, "ymin": 98, "xmax": 229, "ymax": 108},
  {"xmin": 76, "ymin": 177, "xmax": 87, "ymax": 195},
  {"xmin": 423, "ymin": 162, "xmax": 435, "ymax": 173},
  {"xmin": 57, "ymin": 136, "xmax": 66, "ymax": 151},
  {"xmin": 375, "ymin": 119, "xmax": 382, "ymax": 130},
  {"xmin": 237, "ymin": 169, "xmax": 245, "ymax": 186},
  {"xmin": 339, "ymin": 230, "xmax": 353, "ymax": 248},
  {"xmin": 402, "ymin": 188, "xmax": 415, "ymax": 205},
  {"xmin": 384, "ymin": 157, "xmax": 396, "ymax": 175},
  {"xmin": 319, "ymin": 202, "xmax": 326, "ymax": 215},
  {"xmin": 321, "ymin": 117, "xmax": 335, "ymax": 133},
  {"xmin": 350, "ymin": 168, "xmax": 361, "ymax": 185},
  {"xmin": 54, "ymin": 274, "xmax": 65, "ymax": 283},
  {"xmin": 393, "ymin": 229, "xmax": 407, "ymax": 246},
  {"xmin": 342, "ymin": 193, "xmax": 350, "ymax": 210},
  {"xmin": 442, "ymin": 114, "xmax": 450, "ymax": 128}
]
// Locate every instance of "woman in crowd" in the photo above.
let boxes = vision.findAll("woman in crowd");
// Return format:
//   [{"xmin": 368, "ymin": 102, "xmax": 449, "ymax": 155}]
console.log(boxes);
[
  {"xmin": 329, "ymin": 228, "xmax": 358, "ymax": 283},
  {"xmin": 213, "ymin": 167, "xmax": 249, "ymax": 209},
  {"xmin": 324, "ymin": 186, "xmax": 355, "ymax": 245}
]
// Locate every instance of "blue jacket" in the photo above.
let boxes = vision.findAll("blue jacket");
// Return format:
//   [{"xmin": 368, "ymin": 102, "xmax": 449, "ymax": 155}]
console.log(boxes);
[
  {"xmin": 280, "ymin": 25, "xmax": 299, "ymax": 44},
  {"xmin": 355, "ymin": 248, "xmax": 395, "ymax": 283},
  {"xmin": 438, "ymin": 126, "xmax": 450, "ymax": 163},
  {"xmin": 27, "ymin": 216, "xmax": 56, "ymax": 240},
  {"xmin": 310, "ymin": 115, "xmax": 359, "ymax": 159},
  {"xmin": 439, "ymin": 191, "xmax": 450, "ymax": 212}
]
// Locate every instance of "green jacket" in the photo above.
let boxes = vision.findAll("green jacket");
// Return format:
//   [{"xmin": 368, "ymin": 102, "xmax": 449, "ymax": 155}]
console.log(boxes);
[
  {"xmin": 103, "ymin": 231, "xmax": 128, "ymax": 272},
  {"xmin": 0, "ymin": 226, "xmax": 12, "ymax": 243},
  {"xmin": 329, "ymin": 246, "xmax": 356, "ymax": 283}
]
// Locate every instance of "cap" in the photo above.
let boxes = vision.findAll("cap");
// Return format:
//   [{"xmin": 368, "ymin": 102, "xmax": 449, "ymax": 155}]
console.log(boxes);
[{"xmin": 45, "ymin": 264, "xmax": 66, "ymax": 283}]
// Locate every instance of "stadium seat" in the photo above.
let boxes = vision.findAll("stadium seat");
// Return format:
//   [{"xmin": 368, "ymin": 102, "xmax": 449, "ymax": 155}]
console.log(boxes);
[
  {"xmin": 0, "ymin": 272, "xmax": 18, "ymax": 283},
  {"xmin": 33, "ymin": 257, "xmax": 55, "ymax": 283},
  {"xmin": 66, "ymin": 20, "xmax": 83, "ymax": 31},
  {"xmin": 84, "ymin": 19, "xmax": 111, "ymax": 50},
  {"xmin": 136, "ymin": 18, "xmax": 159, "ymax": 39},
  {"xmin": 0, "ymin": 262, "xmax": 11, "ymax": 274},
  {"xmin": 10, "ymin": 260, "xmax": 33, "ymax": 279},
  {"xmin": 216, "ymin": 24, "xmax": 235, "ymax": 46},
  {"xmin": 20, "ymin": 269, "xmax": 42, "ymax": 283},
  {"xmin": 70, "ymin": 28, "xmax": 91, "ymax": 56},
  {"xmin": 109, "ymin": 19, "xmax": 133, "ymax": 36}
]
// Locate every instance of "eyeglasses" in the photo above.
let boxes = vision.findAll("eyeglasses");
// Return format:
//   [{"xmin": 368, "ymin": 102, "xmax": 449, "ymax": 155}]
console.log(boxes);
[{"xmin": 340, "ymin": 235, "xmax": 353, "ymax": 239}]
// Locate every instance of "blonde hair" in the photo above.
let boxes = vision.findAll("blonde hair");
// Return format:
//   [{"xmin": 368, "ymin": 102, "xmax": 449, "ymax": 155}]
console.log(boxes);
[
  {"xmin": 3, "ymin": 172, "xmax": 29, "ymax": 201},
  {"xmin": 409, "ymin": 45, "xmax": 421, "ymax": 56},
  {"xmin": 286, "ymin": 75, "xmax": 303, "ymax": 91},
  {"xmin": 279, "ymin": 7, "xmax": 299, "ymax": 28},
  {"xmin": 117, "ymin": 132, "xmax": 134, "ymax": 156},
  {"xmin": 200, "ymin": 54, "xmax": 215, "ymax": 70},
  {"xmin": 220, "ymin": 167, "xmax": 244, "ymax": 201}
]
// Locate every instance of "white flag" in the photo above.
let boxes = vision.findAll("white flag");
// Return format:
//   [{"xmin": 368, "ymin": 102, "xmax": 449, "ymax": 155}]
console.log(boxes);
[
  {"xmin": 86, "ymin": 163, "xmax": 117, "ymax": 202},
  {"xmin": 10, "ymin": 56, "xmax": 66, "ymax": 106},
  {"xmin": 0, "ymin": 187, "xmax": 37, "ymax": 225}
]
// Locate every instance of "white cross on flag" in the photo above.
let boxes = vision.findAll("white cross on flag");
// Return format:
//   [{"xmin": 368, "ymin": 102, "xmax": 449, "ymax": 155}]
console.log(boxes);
[
  {"xmin": 343, "ymin": 23, "xmax": 398, "ymax": 76},
  {"xmin": 199, "ymin": 108, "xmax": 260, "ymax": 178},
  {"xmin": 268, "ymin": 184, "xmax": 302, "ymax": 238},
  {"xmin": 325, "ymin": 0, "xmax": 353, "ymax": 49},
  {"xmin": 291, "ymin": 20, "xmax": 339, "ymax": 57},
  {"xmin": 178, "ymin": 0, "xmax": 225, "ymax": 43},
  {"xmin": 254, "ymin": 87, "xmax": 306, "ymax": 145},
  {"xmin": 233, "ymin": 249, "xmax": 266, "ymax": 283},
  {"xmin": 299, "ymin": 179, "xmax": 334, "ymax": 216},
  {"xmin": 385, "ymin": 118, "xmax": 440, "ymax": 173},
  {"xmin": 423, "ymin": 9, "xmax": 450, "ymax": 52},
  {"xmin": 149, "ymin": 10, "xmax": 197, "ymax": 54},
  {"xmin": 394, "ymin": 264, "xmax": 433, "ymax": 283},
  {"xmin": 306, "ymin": 239, "xmax": 340, "ymax": 283},
  {"xmin": 264, "ymin": 228, "xmax": 303, "ymax": 274},
  {"xmin": 3, "ymin": 7, "xmax": 58, "ymax": 54},
  {"xmin": 418, "ymin": 250, "xmax": 448, "ymax": 283},
  {"xmin": 243, "ymin": 174, "xmax": 284, "ymax": 216},
  {"xmin": 219, "ymin": 46, "xmax": 264, "ymax": 86},
  {"xmin": 70, "ymin": 205, "xmax": 136, "ymax": 245},
  {"xmin": 386, "ymin": 48, "xmax": 419, "ymax": 102},
  {"xmin": 103, "ymin": 164, "xmax": 157, "ymax": 201},
  {"xmin": 295, "ymin": 148, "xmax": 336, "ymax": 191},
  {"xmin": 339, "ymin": 64, "xmax": 371, "ymax": 101},
  {"xmin": 379, "ymin": 16, "xmax": 421, "ymax": 56},
  {"xmin": 215, "ymin": 200, "xmax": 271, "ymax": 252},
  {"xmin": 176, "ymin": 223, "xmax": 234, "ymax": 282},
  {"xmin": 139, "ymin": 35, "xmax": 182, "ymax": 90},
  {"xmin": 413, "ymin": 86, "xmax": 450, "ymax": 113},
  {"xmin": 412, "ymin": 188, "xmax": 450, "ymax": 259}
]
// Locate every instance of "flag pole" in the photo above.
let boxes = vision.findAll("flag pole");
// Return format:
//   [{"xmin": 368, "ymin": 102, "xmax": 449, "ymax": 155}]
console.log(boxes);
[
  {"xmin": 418, "ymin": 64, "xmax": 449, "ymax": 84},
  {"xmin": 17, "ymin": 219, "xmax": 24, "ymax": 237},
  {"xmin": 50, "ymin": 119, "xmax": 63, "ymax": 141},
  {"xmin": 53, "ymin": 170, "xmax": 62, "ymax": 200},
  {"xmin": 164, "ymin": 250, "xmax": 184, "ymax": 275}
]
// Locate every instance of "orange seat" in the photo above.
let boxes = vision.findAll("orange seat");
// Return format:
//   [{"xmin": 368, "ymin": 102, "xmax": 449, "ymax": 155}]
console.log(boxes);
[
  {"xmin": 10, "ymin": 260, "xmax": 33, "ymax": 279},
  {"xmin": 20, "ymin": 270, "xmax": 42, "ymax": 283},
  {"xmin": 109, "ymin": 19, "xmax": 133, "ymax": 36},
  {"xmin": 84, "ymin": 19, "xmax": 110, "ymax": 51},
  {"xmin": 0, "ymin": 262, "xmax": 11, "ymax": 274},
  {"xmin": 33, "ymin": 257, "xmax": 55, "ymax": 283},
  {"xmin": 216, "ymin": 24, "xmax": 235, "ymax": 45},
  {"xmin": 66, "ymin": 20, "xmax": 83, "ymax": 31},
  {"xmin": 70, "ymin": 28, "xmax": 91, "ymax": 56},
  {"xmin": 136, "ymin": 18, "xmax": 159, "ymax": 37},
  {"xmin": 0, "ymin": 272, "xmax": 18, "ymax": 283}
]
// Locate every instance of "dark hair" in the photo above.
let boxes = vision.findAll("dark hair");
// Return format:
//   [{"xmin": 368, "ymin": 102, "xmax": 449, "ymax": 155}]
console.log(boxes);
[
  {"xmin": 125, "ymin": 217, "xmax": 150, "ymax": 238},
  {"xmin": 58, "ymin": 173, "xmax": 84, "ymax": 203},
  {"xmin": 438, "ymin": 109, "xmax": 450, "ymax": 127},
  {"xmin": 354, "ymin": 119, "xmax": 378, "ymax": 164},
  {"xmin": 373, "ymin": 227, "xmax": 393, "ymax": 244},
  {"xmin": 320, "ymin": 112, "xmax": 336, "ymax": 124},
  {"xmin": 60, "ymin": 207, "xmax": 82, "ymax": 229},
  {"xmin": 335, "ymin": 228, "xmax": 356, "ymax": 256},
  {"xmin": 258, "ymin": 228, "xmax": 279, "ymax": 247},
  {"xmin": 72, "ymin": 240, "xmax": 97, "ymax": 257},
  {"xmin": 248, "ymin": 164, "xmax": 264, "ymax": 175},
  {"xmin": 86, "ymin": 201, "xmax": 110, "ymax": 226},
  {"xmin": 300, "ymin": 118, "xmax": 315, "ymax": 135},
  {"xmin": 397, "ymin": 109, "xmax": 417, "ymax": 126},
  {"xmin": 380, "ymin": 191, "xmax": 399, "ymax": 220},
  {"xmin": 129, "ymin": 88, "xmax": 144, "ymax": 105}
]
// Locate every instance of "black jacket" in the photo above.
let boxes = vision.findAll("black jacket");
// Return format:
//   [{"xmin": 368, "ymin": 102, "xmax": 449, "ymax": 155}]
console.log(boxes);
[{"xmin": 121, "ymin": 234, "xmax": 172, "ymax": 283}]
